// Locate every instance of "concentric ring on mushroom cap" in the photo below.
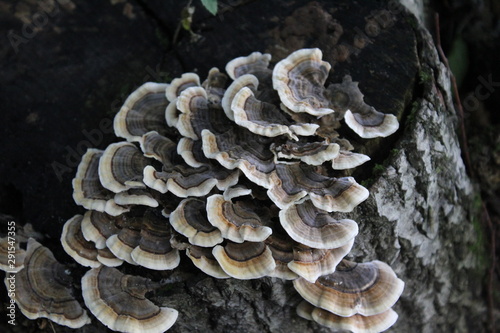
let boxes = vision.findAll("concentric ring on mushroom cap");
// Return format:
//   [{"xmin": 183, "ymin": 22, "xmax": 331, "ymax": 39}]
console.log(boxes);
[
  {"xmin": 296, "ymin": 301, "xmax": 399, "ymax": 333},
  {"xmin": 225, "ymin": 51, "xmax": 272, "ymax": 80},
  {"xmin": 186, "ymin": 245, "xmax": 231, "ymax": 279},
  {"xmin": 221, "ymin": 73, "xmax": 259, "ymax": 120},
  {"xmin": 232, "ymin": 86, "xmax": 319, "ymax": 140},
  {"xmin": 61, "ymin": 214, "xmax": 100, "ymax": 268},
  {"xmin": 130, "ymin": 211, "xmax": 180, "ymax": 270},
  {"xmin": 212, "ymin": 241, "xmax": 276, "ymax": 279},
  {"xmin": 268, "ymin": 164, "xmax": 369, "ymax": 212},
  {"xmin": 7, "ymin": 238, "xmax": 91, "ymax": 328},
  {"xmin": 82, "ymin": 266, "xmax": 178, "ymax": 333},
  {"xmin": 293, "ymin": 260, "xmax": 405, "ymax": 317},
  {"xmin": 165, "ymin": 72, "xmax": 200, "ymax": 102},
  {"xmin": 169, "ymin": 198, "xmax": 223, "ymax": 247},
  {"xmin": 98, "ymin": 142, "xmax": 149, "ymax": 193},
  {"xmin": 114, "ymin": 82, "xmax": 170, "ymax": 142},
  {"xmin": 272, "ymin": 48, "xmax": 333, "ymax": 116},
  {"xmin": 287, "ymin": 239, "xmax": 354, "ymax": 283},
  {"xmin": 279, "ymin": 200, "xmax": 358, "ymax": 249},
  {"xmin": 72, "ymin": 148, "xmax": 129, "ymax": 216},
  {"xmin": 265, "ymin": 233, "xmax": 299, "ymax": 280},
  {"xmin": 81, "ymin": 210, "xmax": 123, "ymax": 249},
  {"xmin": 206, "ymin": 194, "xmax": 273, "ymax": 243}
]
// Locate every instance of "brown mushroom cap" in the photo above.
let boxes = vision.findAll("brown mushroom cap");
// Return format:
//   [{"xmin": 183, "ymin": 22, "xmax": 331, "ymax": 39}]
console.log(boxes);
[
  {"xmin": 61, "ymin": 214, "xmax": 101, "ymax": 268},
  {"xmin": 82, "ymin": 266, "xmax": 178, "ymax": 333},
  {"xmin": 169, "ymin": 198, "xmax": 223, "ymax": 247},
  {"xmin": 106, "ymin": 217, "xmax": 142, "ymax": 265},
  {"xmin": 202, "ymin": 128, "xmax": 276, "ymax": 188},
  {"xmin": 186, "ymin": 245, "xmax": 231, "ymax": 279},
  {"xmin": 272, "ymin": 48, "xmax": 333, "ymax": 116},
  {"xmin": 212, "ymin": 241, "xmax": 276, "ymax": 279},
  {"xmin": 268, "ymin": 164, "xmax": 369, "ymax": 212},
  {"xmin": 96, "ymin": 246, "xmax": 124, "ymax": 267},
  {"xmin": 297, "ymin": 301, "xmax": 398, "ymax": 333},
  {"xmin": 287, "ymin": 239, "xmax": 354, "ymax": 283},
  {"xmin": 165, "ymin": 72, "xmax": 200, "ymax": 102},
  {"xmin": 206, "ymin": 194, "xmax": 273, "ymax": 243},
  {"xmin": 232, "ymin": 87, "xmax": 319, "ymax": 140},
  {"xmin": 130, "ymin": 211, "xmax": 180, "ymax": 270},
  {"xmin": 293, "ymin": 260, "xmax": 405, "ymax": 317},
  {"xmin": 265, "ymin": 233, "xmax": 299, "ymax": 280},
  {"xmin": 98, "ymin": 142, "xmax": 150, "ymax": 193},
  {"xmin": 225, "ymin": 51, "xmax": 272, "ymax": 80},
  {"xmin": 72, "ymin": 149, "xmax": 129, "ymax": 216},
  {"xmin": 8, "ymin": 238, "xmax": 90, "ymax": 328},
  {"xmin": 81, "ymin": 210, "xmax": 122, "ymax": 249},
  {"xmin": 271, "ymin": 141, "xmax": 340, "ymax": 166},
  {"xmin": 114, "ymin": 82, "xmax": 170, "ymax": 142},
  {"xmin": 279, "ymin": 200, "xmax": 358, "ymax": 249},
  {"xmin": 221, "ymin": 73, "xmax": 259, "ymax": 120},
  {"xmin": 327, "ymin": 75, "xmax": 399, "ymax": 139}
]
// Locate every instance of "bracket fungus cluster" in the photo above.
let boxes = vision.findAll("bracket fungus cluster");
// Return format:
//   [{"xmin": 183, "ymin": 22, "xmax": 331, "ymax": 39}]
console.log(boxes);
[{"xmin": 1, "ymin": 48, "xmax": 404, "ymax": 333}]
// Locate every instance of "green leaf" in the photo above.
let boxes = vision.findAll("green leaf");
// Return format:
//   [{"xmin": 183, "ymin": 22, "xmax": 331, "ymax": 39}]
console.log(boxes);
[{"xmin": 201, "ymin": 0, "xmax": 218, "ymax": 15}]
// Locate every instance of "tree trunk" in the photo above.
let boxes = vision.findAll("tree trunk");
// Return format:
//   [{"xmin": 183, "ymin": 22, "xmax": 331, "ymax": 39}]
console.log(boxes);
[{"xmin": 0, "ymin": 0, "xmax": 487, "ymax": 332}]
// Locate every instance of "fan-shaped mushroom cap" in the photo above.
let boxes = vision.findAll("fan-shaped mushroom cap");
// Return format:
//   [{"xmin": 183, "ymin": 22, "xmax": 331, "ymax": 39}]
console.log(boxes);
[
  {"xmin": 202, "ymin": 128, "xmax": 276, "ymax": 188},
  {"xmin": 82, "ymin": 266, "xmax": 178, "ymax": 333},
  {"xmin": 293, "ymin": 260, "xmax": 405, "ymax": 317},
  {"xmin": 8, "ymin": 239, "xmax": 90, "ymax": 328},
  {"xmin": 170, "ymin": 198, "xmax": 223, "ymax": 247},
  {"xmin": 232, "ymin": 87, "xmax": 319, "ymax": 140},
  {"xmin": 332, "ymin": 151, "xmax": 371, "ymax": 170},
  {"xmin": 298, "ymin": 300, "xmax": 398, "ymax": 333},
  {"xmin": 165, "ymin": 72, "xmax": 200, "ymax": 102},
  {"xmin": 327, "ymin": 75, "xmax": 399, "ymax": 138},
  {"xmin": 225, "ymin": 51, "xmax": 272, "ymax": 80},
  {"xmin": 106, "ymin": 217, "xmax": 142, "ymax": 265},
  {"xmin": 81, "ymin": 210, "xmax": 122, "ymax": 249},
  {"xmin": 287, "ymin": 239, "xmax": 354, "ymax": 283},
  {"xmin": 279, "ymin": 200, "xmax": 358, "ymax": 249},
  {"xmin": 221, "ymin": 74, "xmax": 259, "ymax": 120},
  {"xmin": 177, "ymin": 137, "xmax": 210, "ymax": 167},
  {"xmin": 165, "ymin": 98, "xmax": 181, "ymax": 128},
  {"xmin": 265, "ymin": 234, "xmax": 299, "ymax": 280},
  {"xmin": 212, "ymin": 241, "xmax": 276, "ymax": 279},
  {"xmin": 186, "ymin": 245, "xmax": 231, "ymax": 279},
  {"xmin": 114, "ymin": 188, "xmax": 159, "ymax": 208},
  {"xmin": 268, "ymin": 164, "xmax": 369, "ymax": 212},
  {"xmin": 99, "ymin": 142, "xmax": 149, "ymax": 193},
  {"xmin": 271, "ymin": 141, "xmax": 340, "ymax": 166},
  {"xmin": 72, "ymin": 149, "xmax": 129, "ymax": 216},
  {"xmin": 61, "ymin": 215, "xmax": 100, "ymax": 268},
  {"xmin": 139, "ymin": 131, "xmax": 177, "ymax": 164},
  {"xmin": 0, "ymin": 236, "xmax": 25, "ymax": 272},
  {"xmin": 114, "ymin": 82, "xmax": 170, "ymax": 142},
  {"xmin": 272, "ymin": 48, "xmax": 333, "ymax": 116},
  {"xmin": 206, "ymin": 194, "xmax": 272, "ymax": 243},
  {"xmin": 130, "ymin": 211, "xmax": 180, "ymax": 270},
  {"xmin": 97, "ymin": 247, "xmax": 124, "ymax": 267}
]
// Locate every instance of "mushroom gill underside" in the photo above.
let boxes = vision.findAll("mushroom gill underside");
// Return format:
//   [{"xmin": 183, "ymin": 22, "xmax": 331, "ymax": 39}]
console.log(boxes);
[{"xmin": 1, "ymin": 48, "xmax": 403, "ymax": 333}]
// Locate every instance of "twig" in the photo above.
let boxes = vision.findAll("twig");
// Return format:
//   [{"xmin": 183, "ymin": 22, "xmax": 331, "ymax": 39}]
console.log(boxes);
[{"xmin": 434, "ymin": 13, "xmax": 496, "ymax": 333}]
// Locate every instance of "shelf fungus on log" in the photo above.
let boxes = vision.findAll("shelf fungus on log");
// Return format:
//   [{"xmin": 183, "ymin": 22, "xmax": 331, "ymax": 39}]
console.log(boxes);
[
  {"xmin": 272, "ymin": 48, "xmax": 333, "ymax": 116},
  {"xmin": 114, "ymin": 82, "xmax": 170, "ymax": 142},
  {"xmin": 293, "ymin": 260, "xmax": 404, "ymax": 317},
  {"xmin": 61, "ymin": 214, "xmax": 101, "ymax": 268},
  {"xmin": 279, "ymin": 200, "xmax": 358, "ymax": 249},
  {"xmin": 72, "ymin": 149, "xmax": 129, "ymax": 216},
  {"xmin": 297, "ymin": 301, "xmax": 398, "ymax": 333},
  {"xmin": 212, "ymin": 241, "xmax": 276, "ymax": 279},
  {"xmin": 82, "ymin": 266, "xmax": 178, "ymax": 333},
  {"xmin": 49, "ymin": 46, "xmax": 405, "ymax": 332},
  {"xmin": 206, "ymin": 193, "xmax": 273, "ymax": 243},
  {"xmin": 5, "ymin": 239, "xmax": 91, "ymax": 328},
  {"xmin": 170, "ymin": 197, "xmax": 223, "ymax": 247}
]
